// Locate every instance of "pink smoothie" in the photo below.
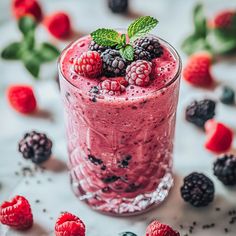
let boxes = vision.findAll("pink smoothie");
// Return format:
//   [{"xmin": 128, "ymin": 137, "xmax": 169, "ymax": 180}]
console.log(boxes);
[{"xmin": 59, "ymin": 34, "xmax": 181, "ymax": 215}]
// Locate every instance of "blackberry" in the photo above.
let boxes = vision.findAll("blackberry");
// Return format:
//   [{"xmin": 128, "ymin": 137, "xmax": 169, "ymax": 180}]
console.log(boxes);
[
  {"xmin": 213, "ymin": 154, "xmax": 236, "ymax": 186},
  {"xmin": 108, "ymin": 0, "xmax": 128, "ymax": 13},
  {"xmin": 18, "ymin": 131, "xmax": 52, "ymax": 164},
  {"xmin": 181, "ymin": 172, "xmax": 215, "ymax": 207},
  {"xmin": 220, "ymin": 86, "xmax": 235, "ymax": 105},
  {"xmin": 185, "ymin": 99, "xmax": 216, "ymax": 128},
  {"xmin": 133, "ymin": 47, "xmax": 151, "ymax": 61},
  {"xmin": 89, "ymin": 40, "xmax": 110, "ymax": 54},
  {"xmin": 133, "ymin": 37, "xmax": 163, "ymax": 59},
  {"xmin": 101, "ymin": 49, "xmax": 128, "ymax": 77},
  {"xmin": 119, "ymin": 232, "xmax": 137, "ymax": 236}
]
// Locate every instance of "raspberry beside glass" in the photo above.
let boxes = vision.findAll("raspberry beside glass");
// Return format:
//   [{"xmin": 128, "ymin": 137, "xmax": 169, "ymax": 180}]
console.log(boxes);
[{"xmin": 58, "ymin": 33, "xmax": 181, "ymax": 215}]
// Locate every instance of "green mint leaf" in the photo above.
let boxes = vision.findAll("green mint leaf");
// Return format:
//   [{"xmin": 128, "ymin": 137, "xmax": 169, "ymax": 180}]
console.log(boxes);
[
  {"xmin": 121, "ymin": 34, "xmax": 127, "ymax": 45},
  {"xmin": 206, "ymin": 29, "xmax": 236, "ymax": 55},
  {"xmin": 37, "ymin": 42, "xmax": 60, "ymax": 63},
  {"xmin": 193, "ymin": 4, "xmax": 207, "ymax": 37},
  {"xmin": 1, "ymin": 42, "xmax": 22, "ymax": 60},
  {"xmin": 182, "ymin": 34, "xmax": 211, "ymax": 55},
  {"xmin": 128, "ymin": 16, "xmax": 158, "ymax": 42},
  {"xmin": 22, "ymin": 31, "xmax": 35, "ymax": 51},
  {"xmin": 18, "ymin": 16, "xmax": 37, "ymax": 36},
  {"xmin": 91, "ymin": 28, "xmax": 120, "ymax": 47},
  {"xmin": 119, "ymin": 44, "xmax": 134, "ymax": 61},
  {"xmin": 22, "ymin": 52, "xmax": 41, "ymax": 78}
]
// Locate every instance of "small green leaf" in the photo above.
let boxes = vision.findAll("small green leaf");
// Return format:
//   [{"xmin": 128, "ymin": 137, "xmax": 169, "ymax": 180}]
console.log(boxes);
[
  {"xmin": 91, "ymin": 28, "xmax": 120, "ymax": 47},
  {"xmin": 193, "ymin": 4, "xmax": 207, "ymax": 37},
  {"xmin": 18, "ymin": 16, "xmax": 37, "ymax": 36},
  {"xmin": 37, "ymin": 42, "xmax": 60, "ymax": 62},
  {"xmin": 206, "ymin": 29, "xmax": 236, "ymax": 55},
  {"xmin": 22, "ymin": 52, "xmax": 41, "ymax": 78},
  {"xmin": 128, "ymin": 16, "xmax": 158, "ymax": 42},
  {"xmin": 120, "ymin": 34, "xmax": 127, "ymax": 45},
  {"xmin": 119, "ymin": 44, "xmax": 134, "ymax": 61},
  {"xmin": 1, "ymin": 42, "xmax": 22, "ymax": 60},
  {"xmin": 22, "ymin": 31, "xmax": 35, "ymax": 51},
  {"xmin": 182, "ymin": 34, "xmax": 211, "ymax": 55}
]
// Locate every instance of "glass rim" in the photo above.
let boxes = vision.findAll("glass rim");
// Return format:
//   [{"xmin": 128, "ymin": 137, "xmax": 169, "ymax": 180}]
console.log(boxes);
[{"xmin": 58, "ymin": 33, "xmax": 182, "ymax": 98}]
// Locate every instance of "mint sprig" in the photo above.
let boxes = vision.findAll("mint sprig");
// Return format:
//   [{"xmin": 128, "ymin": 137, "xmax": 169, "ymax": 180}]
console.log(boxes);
[
  {"xmin": 1, "ymin": 16, "xmax": 60, "ymax": 79},
  {"xmin": 91, "ymin": 16, "xmax": 158, "ymax": 61}
]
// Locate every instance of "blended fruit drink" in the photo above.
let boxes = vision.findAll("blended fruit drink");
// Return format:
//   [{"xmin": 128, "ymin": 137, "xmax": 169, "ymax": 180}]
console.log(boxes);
[{"xmin": 59, "ymin": 17, "xmax": 181, "ymax": 215}]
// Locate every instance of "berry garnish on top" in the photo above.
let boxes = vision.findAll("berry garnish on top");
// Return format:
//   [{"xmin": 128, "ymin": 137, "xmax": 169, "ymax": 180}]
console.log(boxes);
[
  {"xmin": 146, "ymin": 220, "xmax": 180, "ymax": 236},
  {"xmin": 211, "ymin": 10, "xmax": 236, "ymax": 30},
  {"xmin": 18, "ymin": 131, "xmax": 53, "ymax": 164},
  {"xmin": 180, "ymin": 172, "xmax": 215, "ymax": 207},
  {"xmin": 185, "ymin": 99, "xmax": 216, "ymax": 128},
  {"xmin": 220, "ymin": 86, "xmax": 235, "ymax": 105},
  {"xmin": 214, "ymin": 154, "xmax": 236, "ymax": 186},
  {"xmin": 126, "ymin": 60, "xmax": 152, "ymax": 86},
  {"xmin": 99, "ymin": 78, "xmax": 126, "ymax": 95},
  {"xmin": 89, "ymin": 40, "xmax": 111, "ymax": 54},
  {"xmin": 0, "ymin": 195, "xmax": 33, "ymax": 230}
]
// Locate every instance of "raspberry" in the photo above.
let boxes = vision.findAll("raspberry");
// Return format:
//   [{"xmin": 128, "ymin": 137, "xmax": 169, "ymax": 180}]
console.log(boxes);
[
  {"xmin": 44, "ymin": 12, "xmax": 71, "ymax": 39},
  {"xmin": 212, "ymin": 10, "xmax": 236, "ymax": 29},
  {"xmin": 55, "ymin": 212, "xmax": 85, "ymax": 236},
  {"xmin": 89, "ymin": 40, "xmax": 111, "ymax": 54},
  {"xmin": 185, "ymin": 99, "xmax": 216, "ymax": 128},
  {"xmin": 214, "ymin": 154, "xmax": 236, "ymax": 186},
  {"xmin": 146, "ymin": 221, "xmax": 180, "ymax": 236},
  {"xmin": 7, "ymin": 85, "xmax": 37, "ymax": 114},
  {"xmin": 125, "ymin": 60, "xmax": 152, "ymax": 86},
  {"xmin": 220, "ymin": 86, "xmax": 235, "ymax": 105},
  {"xmin": 133, "ymin": 47, "xmax": 151, "ymax": 61},
  {"xmin": 181, "ymin": 172, "xmax": 215, "ymax": 207},
  {"xmin": 18, "ymin": 131, "xmax": 53, "ymax": 164},
  {"xmin": 205, "ymin": 119, "xmax": 233, "ymax": 153},
  {"xmin": 0, "ymin": 195, "xmax": 33, "ymax": 230},
  {"xmin": 74, "ymin": 51, "xmax": 102, "ymax": 78},
  {"xmin": 101, "ymin": 49, "xmax": 128, "ymax": 77},
  {"xmin": 133, "ymin": 37, "xmax": 163, "ymax": 59},
  {"xmin": 108, "ymin": 0, "xmax": 129, "ymax": 13},
  {"xmin": 12, "ymin": 0, "xmax": 43, "ymax": 21},
  {"xmin": 99, "ymin": 78, "xmax": 126, "ymax": 95},
  {"xmin": 183, "ymin": 52, "xmax": 214, "ymax": 87}
]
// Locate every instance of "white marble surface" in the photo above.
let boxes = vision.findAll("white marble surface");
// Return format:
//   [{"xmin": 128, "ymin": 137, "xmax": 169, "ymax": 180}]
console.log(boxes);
[{"xmin": 0, "ymin": 0, "xmax": 236, "ymax": 235}]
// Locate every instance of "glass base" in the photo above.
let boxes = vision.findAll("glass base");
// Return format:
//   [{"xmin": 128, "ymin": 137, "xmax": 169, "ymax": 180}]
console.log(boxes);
[{"xmin": 70, "ymin": 172, "xmax": 174, "ymax": 216}]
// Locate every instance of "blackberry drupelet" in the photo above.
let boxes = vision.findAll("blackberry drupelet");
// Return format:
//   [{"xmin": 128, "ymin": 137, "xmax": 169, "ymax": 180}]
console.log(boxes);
[
  {"xmin": 213, "ymin": 154, "xmax": 236, "ymax": 186},
  {"xmin": 89, "ymin": 40, "xmax": 110, "ymax": 54},
  {"xmin": 101, "ymin": 49, "xmax": 128, "ymax": 77},
  {"xmin": 18, "ymin": 131, "xmax": 52, "ymax": 164},
  {"xmin": 181, "ymin": 172, "xmax": 215, "ymax": 207},
  {"xmin": 133, "ymin": 46, "xmax": 151, "ymax": 61},
  {"xmin": 133, "ymin": 37, "xmax": 163, "ymax": 59},
  {"xmin": 185, "ymin": 99, "xmax": 216, "ymax": 127},
  {"xmin": 108, "ymin": 0, "xmax": 128, "ymax": 13}
]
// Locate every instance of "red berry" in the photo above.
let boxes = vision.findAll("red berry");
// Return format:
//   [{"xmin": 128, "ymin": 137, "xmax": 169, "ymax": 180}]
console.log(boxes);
[
  {"xmin": 205, "ymin": 119, "xmax": 233, "ymax": 153},
  {"xmin": 43, "ymin": 12, "xmax": 71, "ymax": 39},
  {"xmin": 12, "ymin": 0, "xmax": 43, "ymax": 21},
  {"xmin": 212, "ymin": 10, "xmax": 236, "ymax": 29},
  {"xmin": 7, "ymin": 85, "xmax": 37, "ymax": 114},
  {"xmin": 99, "ymin": 78, "xmax": 126, "ymax": 95},
  {"xmin": 55, "ymin": 212, "xmax": 85, "ymax": 236},
  {"xmin": 74, "ymin": 51, "xmax": 102, "ymax": 78},
  {"xmin": 146, "ymin": 221, "xmax": 180, "ymax": 236},
  {"xmin": 0, "ymin": 195, "xmax": 33, "ymax": 230},
  {"xmin": 183, "ymin": 52, "xmax": 214, "ymax": 87},
  {"xmin": 126, "ymin": 60, "xmax": 152, "ymax": 86}
]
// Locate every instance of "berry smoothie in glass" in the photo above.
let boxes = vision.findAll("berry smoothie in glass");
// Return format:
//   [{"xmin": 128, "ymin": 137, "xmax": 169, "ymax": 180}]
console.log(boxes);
[{"xmin": 58, "ymin": 17, "xmax": 182, "ymax": 215}]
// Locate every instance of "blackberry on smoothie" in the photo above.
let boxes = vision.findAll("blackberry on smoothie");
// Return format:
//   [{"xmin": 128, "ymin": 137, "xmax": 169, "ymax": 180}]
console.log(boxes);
[{"xmin": 59, "ymin": 16, "xmax": 181, "ymax": 215}]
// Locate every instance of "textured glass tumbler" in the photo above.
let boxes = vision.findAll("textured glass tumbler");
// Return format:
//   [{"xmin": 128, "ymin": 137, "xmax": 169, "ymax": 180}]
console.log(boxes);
[{"xmin": 58, "ymin": 36, "xmax": 182, "ymax": 216}]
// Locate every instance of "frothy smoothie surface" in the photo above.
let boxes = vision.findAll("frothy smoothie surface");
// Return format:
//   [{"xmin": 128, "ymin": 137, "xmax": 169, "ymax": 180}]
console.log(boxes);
[{"xmin": 60, "ymin": 35, "xmax": 179, "ymax": 102}]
